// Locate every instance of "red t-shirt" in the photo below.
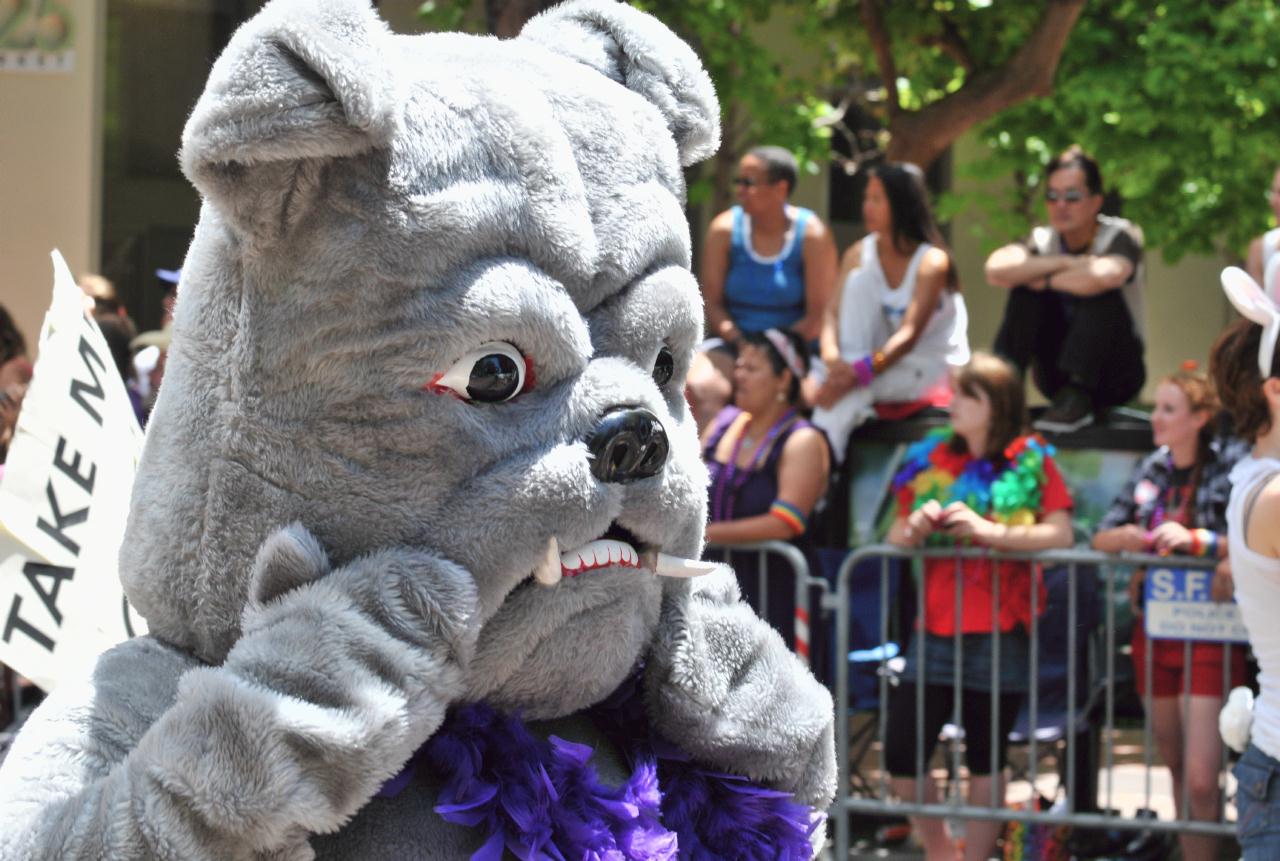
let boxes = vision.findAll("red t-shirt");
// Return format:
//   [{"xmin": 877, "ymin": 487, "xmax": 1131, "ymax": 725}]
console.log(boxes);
[{"xmin": 910, "ymin": 451, "xmax": 1073, "ymax": 636}]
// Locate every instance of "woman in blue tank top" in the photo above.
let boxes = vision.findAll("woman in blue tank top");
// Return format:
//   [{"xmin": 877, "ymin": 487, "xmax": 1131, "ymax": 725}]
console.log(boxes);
[
  {"xmin": 721, "ymin": 204, "xmax": 811, "ymax": 332},
  {"xmin": 687, "ymin": 146, "xmax": 837, "ymax": 430},
  {"xmin": 701, "ymin": 146, "xmax": 836, "ymax": 343}
]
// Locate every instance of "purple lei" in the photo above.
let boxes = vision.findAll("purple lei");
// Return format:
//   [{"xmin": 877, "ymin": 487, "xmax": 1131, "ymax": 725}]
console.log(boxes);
[{"xmin": 380, "ymin": 671, "xmax": 820, "ymax": 860}]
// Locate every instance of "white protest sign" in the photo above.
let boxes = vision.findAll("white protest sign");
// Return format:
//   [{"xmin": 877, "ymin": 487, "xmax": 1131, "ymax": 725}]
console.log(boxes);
[
  {"xmin": 0, "ymin": 524, "xmax": 99, "ymax": 692},
  {"xmin": 1145, "ymin": 566, "xmax": 1249, "ymax": 643},
  {"xmin": 0, "ymin": 250, "xmax": 147, "ymax": 690}
]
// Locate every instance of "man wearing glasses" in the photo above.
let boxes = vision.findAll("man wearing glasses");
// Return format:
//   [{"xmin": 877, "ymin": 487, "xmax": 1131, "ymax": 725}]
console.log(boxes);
[{"xmin": 985, "ymin": 146, "xmax": 1145, "ymax": 433}]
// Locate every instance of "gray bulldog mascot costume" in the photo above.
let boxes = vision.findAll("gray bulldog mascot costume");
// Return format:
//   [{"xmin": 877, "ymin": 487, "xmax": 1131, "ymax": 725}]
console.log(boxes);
[{"xmin": 0, "ymin": 1, "xmax": 836, "ymax": 857}]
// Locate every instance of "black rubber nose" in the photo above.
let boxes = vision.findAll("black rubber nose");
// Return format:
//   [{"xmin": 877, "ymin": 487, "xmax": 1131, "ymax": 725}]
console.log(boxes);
[{"xmin": 587, "ymin": 407, "xmax": 669, "ymax": 484}]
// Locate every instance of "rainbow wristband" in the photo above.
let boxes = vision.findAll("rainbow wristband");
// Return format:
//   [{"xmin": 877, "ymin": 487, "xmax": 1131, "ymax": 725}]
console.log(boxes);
[
  {"xmin": 850, "ymin": 354, "xmax": 875, "ymax": 387},
  {"xmin": 1194, "ymin": 528, "xmax": 1218, "ymax": 557},
  {"xmin": 769, "ymin": 500, "xmax": 807, "ymax": 536}
]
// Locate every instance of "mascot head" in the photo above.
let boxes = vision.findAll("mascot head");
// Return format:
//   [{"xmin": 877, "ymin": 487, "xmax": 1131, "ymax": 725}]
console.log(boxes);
[{"xmin": 119, "ymin": 0, "xmax": 721, "ymax": 719}]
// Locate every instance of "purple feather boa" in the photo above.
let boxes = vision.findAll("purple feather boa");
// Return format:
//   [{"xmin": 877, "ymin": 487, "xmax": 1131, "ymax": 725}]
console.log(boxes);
[{"xmin": 379, "ymin": 671, "xmax": 821, "ymax": 860}]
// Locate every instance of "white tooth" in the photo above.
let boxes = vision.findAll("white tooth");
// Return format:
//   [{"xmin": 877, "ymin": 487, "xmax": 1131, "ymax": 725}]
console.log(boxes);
[
  {"xmin": 653, "ymin": 553, "xmax": 719, "ymax": 578},
  {"xmin": 557, "ymin": 539, "xmax": 640, "ymax": 574},
  {"xmin": 559, "ymin": 548, "xmax": 584, "ymax": 572},
  {"xmin": 533, "ymin": 537, "xmax": 562, "ymax": 586}
]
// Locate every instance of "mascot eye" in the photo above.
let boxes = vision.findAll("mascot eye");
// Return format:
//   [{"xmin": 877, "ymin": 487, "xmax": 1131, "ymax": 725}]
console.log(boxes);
[
  {"xmin": 434, "ymin": 341, "xmax": 529, "ymax": 403},
  {"xmin": 652, "ymin": 346, "xmax": 674, "ymax": 387}
]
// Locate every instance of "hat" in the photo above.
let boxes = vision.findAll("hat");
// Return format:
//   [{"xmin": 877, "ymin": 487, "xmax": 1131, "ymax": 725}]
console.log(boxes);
[
  {"xmin": 130, "ymin": 324, "xmax": 173, "ymax": 351},
  {"xmin": 156, "ymin": 268, "xmax": 181, "ymax": 288}
]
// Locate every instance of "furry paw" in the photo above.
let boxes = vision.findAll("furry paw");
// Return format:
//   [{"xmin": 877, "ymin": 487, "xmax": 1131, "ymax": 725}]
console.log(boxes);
[
  {"xmin": 645, "ymin": 571, "xmax": 836, "ymax": 808},
  {"xmin": 249, "ymin": 523, "xmax": 331, "ymax": 608}
]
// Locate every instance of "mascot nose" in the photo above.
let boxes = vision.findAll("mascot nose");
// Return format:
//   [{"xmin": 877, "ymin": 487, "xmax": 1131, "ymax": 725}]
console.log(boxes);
[{"xmin": 587, "ymin": 407, "xmax": 669, "ymax": 483}]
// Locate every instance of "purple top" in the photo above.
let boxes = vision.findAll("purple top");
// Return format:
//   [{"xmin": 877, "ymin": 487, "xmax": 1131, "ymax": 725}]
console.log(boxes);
[{"xmin": 704, "ymin": 406, "xmax": 815, "ymax": 523}]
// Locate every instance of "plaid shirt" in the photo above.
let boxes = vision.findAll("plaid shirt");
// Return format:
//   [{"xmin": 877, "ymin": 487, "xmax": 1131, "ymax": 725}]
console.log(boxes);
[{"xmin": 1098, "ymin": 435, "xmax": 1249, "ymax": 534}]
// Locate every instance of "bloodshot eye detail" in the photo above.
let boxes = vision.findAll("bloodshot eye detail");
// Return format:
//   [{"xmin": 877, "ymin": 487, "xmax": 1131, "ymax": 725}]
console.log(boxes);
[
  {"xmin": 427, "ymin": 341, "xmax": 533, "ymax": 403},
  {"xmin": 652, "ymin": 346, "xmax": 674, "ymax": 387}
]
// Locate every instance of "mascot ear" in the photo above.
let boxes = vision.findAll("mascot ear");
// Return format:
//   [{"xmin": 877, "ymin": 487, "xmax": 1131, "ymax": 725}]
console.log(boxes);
[
  {"xmin": 519, "ymin": 0, "xmax": 720, "ymax": 167},
  {"xmin": 179, "ymin": 0, "xmax": 398, "ymax": 236}
]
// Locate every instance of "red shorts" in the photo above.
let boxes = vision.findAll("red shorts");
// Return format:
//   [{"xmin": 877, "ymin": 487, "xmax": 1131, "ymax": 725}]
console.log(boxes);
[{"xmin": 1131, "ymin": 625, "xmax": 1247, "ymax": 698}]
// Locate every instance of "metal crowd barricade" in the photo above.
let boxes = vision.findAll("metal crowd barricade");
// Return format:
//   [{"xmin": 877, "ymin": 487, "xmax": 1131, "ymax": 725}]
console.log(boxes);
[
  {"xmin": 827, "ymin": 544, "xmax": 1239, "ymax": 859},
  {"xmin": 704, "ymin": 540, "xmax": 827, "ymax": 665}
]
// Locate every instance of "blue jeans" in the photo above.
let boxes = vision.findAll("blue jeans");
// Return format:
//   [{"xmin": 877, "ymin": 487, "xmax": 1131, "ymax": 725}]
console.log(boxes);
[{"xmin": 1235, "ymin": 743, "xmax": 1280, "ymax": 859}]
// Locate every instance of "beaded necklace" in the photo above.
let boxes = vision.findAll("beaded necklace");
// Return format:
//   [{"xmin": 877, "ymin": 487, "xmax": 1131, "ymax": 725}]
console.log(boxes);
[{"xmin": 710, "ymin": 408, "xmax": 798, "ymax": 522}]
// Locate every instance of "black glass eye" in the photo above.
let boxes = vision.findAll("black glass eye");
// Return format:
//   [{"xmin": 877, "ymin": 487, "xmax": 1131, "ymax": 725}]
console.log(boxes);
[
  {"xmin": 467, "ymin": 352, "xmax": 522, "ymax": 402},
  {"xmin": 435, "ymin": 341, "xmax": 528, "ymax": 403},
  {"xmin": 652, "ymin": 346, "xmax": 674, "ymax": 387}
]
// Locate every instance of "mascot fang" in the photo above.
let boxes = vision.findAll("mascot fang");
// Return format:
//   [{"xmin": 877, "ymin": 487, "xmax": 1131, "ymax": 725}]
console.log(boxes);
[{"xmin": 0, "ymin": 1, "xmax": 836, "ymax": 858}]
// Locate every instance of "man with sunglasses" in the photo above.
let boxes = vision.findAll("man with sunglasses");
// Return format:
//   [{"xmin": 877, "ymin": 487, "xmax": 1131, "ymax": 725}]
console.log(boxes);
[{"xmin": 985, "ymin": 146, "xmax": 1146, "ymax": 433}]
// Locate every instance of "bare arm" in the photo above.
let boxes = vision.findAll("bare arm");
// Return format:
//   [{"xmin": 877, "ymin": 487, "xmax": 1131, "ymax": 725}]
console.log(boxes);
[
  {"xmin": 704, "ymin": 428, "xmax": 829, "ymax": 545},
  {"xmin": 1245, "ymin": 475, "xmax": 1280, "ymax": 558},
  {"xmin": 818, "ymin": 242, "xmax": 859, "ymax": 364},
  {"xmin": 791, "ymin": 216, "xmax": 838, "ymax": 341},
  {"xmin": 985, "ymin": 242, "xmax": 1067, "ymax": 289},
  {"xmin": 940, "ymin": 504, "xmax": 1073, "ymax": 552},
  {"xmin": 803, "ymin": 244, "xmax": 861, "ymax": 409},
  {"xmin": 817, "ymin": 242, "xmax": 858, "ymax": 365},
  {"xmin": 1248, "ymin": 236, "xmax": 1265, "ymax": 285},
  {"xmin": 1092, "ymin": 523, "xmax": 1149, "ymax": 554},
  {"xmin": 700, "ymin": 210, "xmax": 737, "ymax": 342},
  {"xmin": 1049, "ymin": 253, "xmax": 1135, "ymax": 297},
  {"xmin": 877, "ymin": 246, "xmax": 949, "ymax": 370}
]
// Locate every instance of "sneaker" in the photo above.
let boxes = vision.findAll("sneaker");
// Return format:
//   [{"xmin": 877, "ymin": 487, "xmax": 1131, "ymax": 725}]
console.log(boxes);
[{"xmin": 1034, "ymin": 386, "xmax": 1095, "ymax": 433}]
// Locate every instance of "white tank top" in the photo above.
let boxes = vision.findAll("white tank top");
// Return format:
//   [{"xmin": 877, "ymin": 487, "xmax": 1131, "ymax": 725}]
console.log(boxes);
[
  {"xmin": 1262, "ymin": 228, "xmax": 1280, "ymax": 301},
  {"xmin": 1262, "ymin": 227, "xmax": 1280, "ymax": 270},
  {"xmin": 839, "ymin": 235, "xmax": 969, "ymax": 365},
  {"xmin": 1227, "ymin": 455, "xmax": 1280, "ymax": 759}
]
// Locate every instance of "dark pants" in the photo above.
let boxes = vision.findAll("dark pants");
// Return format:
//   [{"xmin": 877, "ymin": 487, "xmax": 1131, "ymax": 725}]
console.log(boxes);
[
  {"xmin": 994, "ymin": 287, "xmax": 1145, "ymax": 408},
  {"xmin": 884, "ymin": 682, "xmax": 1022, "ymax": 776}
]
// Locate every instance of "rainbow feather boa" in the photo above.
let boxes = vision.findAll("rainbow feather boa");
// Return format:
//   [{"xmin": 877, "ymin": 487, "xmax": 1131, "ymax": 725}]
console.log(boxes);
[{"xmin": 892, "ymin": 428, "xmax": 1054, "ymax": 541}]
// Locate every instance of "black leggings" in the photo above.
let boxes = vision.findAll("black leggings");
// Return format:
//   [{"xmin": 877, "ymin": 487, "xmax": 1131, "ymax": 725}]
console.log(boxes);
[{"xmin": 884, "ymin": 682, "xmax": 1022, "ymax": 777}]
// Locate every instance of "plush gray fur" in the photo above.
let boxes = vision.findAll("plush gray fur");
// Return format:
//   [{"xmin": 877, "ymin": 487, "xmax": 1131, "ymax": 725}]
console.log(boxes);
[{"xmin": 0, "ymin": 1, "xmax": 835, "ymax": 857}]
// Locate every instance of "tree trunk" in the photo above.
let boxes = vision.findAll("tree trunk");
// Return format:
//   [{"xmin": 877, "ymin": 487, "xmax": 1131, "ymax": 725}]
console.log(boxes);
[
  {"xmin": 486, "ymin": 0, "xmax": 562, "ymax": 38},
  {"xmin": 880, "ymin": 0, "xmax": 1086, "ymax": 169}
]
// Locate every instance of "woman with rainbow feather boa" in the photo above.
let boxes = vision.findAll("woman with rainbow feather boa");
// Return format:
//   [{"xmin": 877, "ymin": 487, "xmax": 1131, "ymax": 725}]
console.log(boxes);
[{"xmin": 883, "ymin": 353, "xmax": 1074, "ymax": 861}]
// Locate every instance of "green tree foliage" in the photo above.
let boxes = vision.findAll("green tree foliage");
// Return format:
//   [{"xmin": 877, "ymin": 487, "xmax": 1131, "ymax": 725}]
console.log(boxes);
[
  {"xmin": 418, "ymin": 0, "xmax": 835, "ymax": 211},
  {"xmin": 421, "ymin": 0, "xmax": 1280, "ymax": 260},
  {"xmin": 963, "ymin": 0, "xmax": 1280, "ymax": 261},
  {"xmin": 630, "ymin": 0, "xmax": 836, "ymax": 209}
]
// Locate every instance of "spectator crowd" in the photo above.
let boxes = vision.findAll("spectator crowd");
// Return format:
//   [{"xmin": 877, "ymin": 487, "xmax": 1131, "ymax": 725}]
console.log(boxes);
[{"xmin": 695, "ymin": 144, "xmax": 1280, "ymax": 860}]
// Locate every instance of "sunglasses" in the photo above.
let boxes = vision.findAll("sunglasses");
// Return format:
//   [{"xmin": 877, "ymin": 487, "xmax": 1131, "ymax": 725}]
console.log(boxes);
[
  {"xmin": 733, "ymin": 177, "xmax": 759, "ymax": 188},
  {"xmin": 1045, "ymin": 189, "xmax": 1086, "ymax": 203}
]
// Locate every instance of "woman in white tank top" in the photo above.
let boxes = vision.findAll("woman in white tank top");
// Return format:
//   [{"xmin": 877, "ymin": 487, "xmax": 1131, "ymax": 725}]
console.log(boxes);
[
  {"xmin": 1212, "ymin": 267, "xmax": 1280, "ymax": 858},
  {"xmin": 804, "ymin": 163, "xmax": 969, "ymax": 463}
]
